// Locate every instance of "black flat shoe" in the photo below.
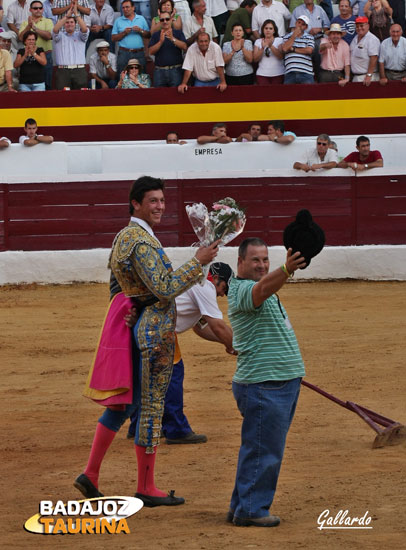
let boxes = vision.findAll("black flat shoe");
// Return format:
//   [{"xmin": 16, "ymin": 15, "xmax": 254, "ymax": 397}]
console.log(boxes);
[
  {"xmin": 74, "ymin": 473, "xmax": 104, "ymax": 499},
  {"xmin": 135, "ymin": 490, "xmax": 185, "ymax": 507}
]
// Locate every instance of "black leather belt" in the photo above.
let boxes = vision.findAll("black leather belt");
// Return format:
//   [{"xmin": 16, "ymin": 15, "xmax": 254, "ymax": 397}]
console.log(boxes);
[{"xmin": 119, "ymin": 47, "xmax": 143, "ymax": 52}]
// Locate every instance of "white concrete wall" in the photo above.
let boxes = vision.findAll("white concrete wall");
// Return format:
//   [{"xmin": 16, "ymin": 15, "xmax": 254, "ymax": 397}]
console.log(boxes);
[
  {"xmin": 1, "ymin": 134, "xmax": 405, "ymax": 182},
  {"xmin": 1, "ymin": 246, "xmax": 405, "ymax": 285}
]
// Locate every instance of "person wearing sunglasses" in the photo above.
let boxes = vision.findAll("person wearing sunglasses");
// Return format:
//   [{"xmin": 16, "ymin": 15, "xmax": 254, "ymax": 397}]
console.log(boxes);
[
  {"xmin": 18, "ymin": 1, "xmax": 53, "ymax": 89},
  {"xmin": 150, "ymin": 0, "xmax": 183, "ymax": 34},
  {"xmin": 116, "ymin": 57, "xmax": 151, "ymax": 88},
  {"xmin": 293, "ymin": 134, "xmax": 338, "ymax": 172},
  {"xmin": 149, "ymin": 9, "xmax": 187, "ymax": 87},
  {"xmin": 253, "ymin": 18, "xmax": 284, "ymax": 85}
]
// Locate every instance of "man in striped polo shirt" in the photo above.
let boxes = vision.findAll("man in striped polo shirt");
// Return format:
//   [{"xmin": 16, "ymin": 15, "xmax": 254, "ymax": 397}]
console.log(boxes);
[
  {"xmin": 227, "ymin": 237, "xmax": 306, "ymax": 527},
  {"xmin": 282, "ymin": 14, "xmax": 315, "ymax": 84}
]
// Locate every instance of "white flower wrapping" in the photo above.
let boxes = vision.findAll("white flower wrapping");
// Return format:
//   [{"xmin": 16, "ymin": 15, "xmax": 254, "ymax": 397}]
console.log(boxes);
[{"xmin": 186, "ymin": 197, "xmax": 246, "ymax": 282}]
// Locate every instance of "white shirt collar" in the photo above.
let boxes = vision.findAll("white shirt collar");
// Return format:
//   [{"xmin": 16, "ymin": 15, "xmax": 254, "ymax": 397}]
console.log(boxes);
[{"xmin": 130, "ymin": 216, "xmax": 156, "ymax": 239}]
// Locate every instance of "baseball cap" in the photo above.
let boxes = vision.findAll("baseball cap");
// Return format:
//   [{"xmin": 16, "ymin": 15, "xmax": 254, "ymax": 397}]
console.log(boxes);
[
  {"xmin": 283, "ymin": 210, "xmax": 325, "ymax": 268},
  {"xmin": 96, "ymin": 41, "xmax": 110, "ymax": 49},
  {"xmin": 209, "ymin": 262, "xmax": 234, "ymax": 294},
  {"xmin": 355, "ymin": 16, "xmax": 368, "ymax": 23},
  {"xmin": 297, "ymin": 15, "xmax": 310, "ymax": 26}
]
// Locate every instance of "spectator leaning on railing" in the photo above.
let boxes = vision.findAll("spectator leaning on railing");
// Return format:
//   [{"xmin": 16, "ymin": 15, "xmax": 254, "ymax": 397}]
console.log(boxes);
[
  {"xmin": 258, "ymin": 120, "xmax": 296, "ymax": 143},
  {"xmin": 178, "ymin": 31, "xmax": 226, "ymax": 92},
  {"xmin": 293, "ymin": 134, "xmax": 338, "ymax": 171},
  {"xmin": 350, "ymin": 16, "xmax": 380, "ymax": 84},
  {"xmin": 337, "ymin": 135, "xmax": 383, "ymax": 171},
  {"xmin": 197, "ymin": 122, "xmax": 233, "ymax": 144},
  {"xmin": 19, "ymin": 117, "xmax": 53, "ymax": 145},
  {"xmin": 319, "ymin": 23, "xmax": 350, "ymax": 86}
]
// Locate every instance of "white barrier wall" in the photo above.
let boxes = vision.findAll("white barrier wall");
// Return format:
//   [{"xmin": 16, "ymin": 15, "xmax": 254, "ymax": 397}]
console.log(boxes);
[
  {"xmin": 1, "ymin": 246, "xmax": 405, "ymax": 285},
  {"xmin": 1, "ymin": 142, "xmax": 68, "ymax": 176},
  {"xmin": 1, "ymin": 135, "xmax": 405, "ymax": 181}
]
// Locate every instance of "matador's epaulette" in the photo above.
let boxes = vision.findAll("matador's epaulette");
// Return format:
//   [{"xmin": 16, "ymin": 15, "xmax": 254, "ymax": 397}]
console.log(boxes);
[{"xmin": 108, "ymin": 223, "xmax": 160, "ymax": 267}]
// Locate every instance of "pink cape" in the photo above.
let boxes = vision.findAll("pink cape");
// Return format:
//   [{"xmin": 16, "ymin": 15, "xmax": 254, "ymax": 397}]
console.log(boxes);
[{"xmin": 87, "ymin": 293, "xmax": 133, "ymax": 407}]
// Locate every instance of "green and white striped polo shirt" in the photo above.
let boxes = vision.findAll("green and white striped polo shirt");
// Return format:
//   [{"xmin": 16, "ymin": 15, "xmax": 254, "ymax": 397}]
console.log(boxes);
[{"xmin": 228, "ymin": 277, "xmax": 305, "ymax": 384}]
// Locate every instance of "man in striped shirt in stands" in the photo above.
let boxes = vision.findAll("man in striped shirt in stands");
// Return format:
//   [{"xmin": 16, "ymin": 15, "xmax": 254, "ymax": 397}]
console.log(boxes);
[
  {"xmin": 227, "ymin": 237, "xmax": 306, "ymax": 527},
  {"xmin": 281, "ymin": 14, "xmax": 315, "ymax": 84}
]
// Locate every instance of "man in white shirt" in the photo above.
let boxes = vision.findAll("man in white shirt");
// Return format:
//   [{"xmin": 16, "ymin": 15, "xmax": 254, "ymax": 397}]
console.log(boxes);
[
  {"xmin": 378, "ymin": 23, "xmax": 406, "ymax": 83},
  {"xmin": 89, "ymin": 40, "xmax": 118, "ymax": 88},
  {"xmin": 205, "ymin": 0, "xmax": 228, "ymax": 35},
  {"xmin": 127, "ymin": 262, "xmax": 235, "ymax": 444},
  {"xmin": 350, "ymin": 15, "xmax": 380, "ymax": 84},
  {"xmin": 293, "ymin": 134, "xmax": 338, "ymax": 171},
  {"xmin": 178, "ymin": 31, "xmax": 226, "ymax": 91},
  {"xmin": 6, "ymin": 0, "xmax": 30, "ymax": 36},
  {"xmin": 86, "ymin": 0, "xmax": 114, "ymax": 52},
  {"xmin": 183, "ymin": 0, "xmax": 218, "ymax": 45},
  {"xmin": 19, "ymin": 117, "xmax": 54, "ymax": 146},
  {"xmin": 252, "ymin": 0, "xmax": 291, "ymax": 40}
]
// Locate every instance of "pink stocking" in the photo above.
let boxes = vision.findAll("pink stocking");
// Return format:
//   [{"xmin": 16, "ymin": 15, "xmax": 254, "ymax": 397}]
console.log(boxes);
[
  {"xmin": 135, "ymin": 444, "xmax": 166, "ymax": 497},
  {"xmin": 83, "ymin": 422, "xmax": 116, "ymax": 488}
]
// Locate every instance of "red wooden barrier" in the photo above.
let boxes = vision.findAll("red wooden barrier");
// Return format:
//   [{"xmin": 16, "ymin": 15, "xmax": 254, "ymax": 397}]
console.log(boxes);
[{"xmin": 1, "ymin": 175, "xmax": 405, "ymax": 251}]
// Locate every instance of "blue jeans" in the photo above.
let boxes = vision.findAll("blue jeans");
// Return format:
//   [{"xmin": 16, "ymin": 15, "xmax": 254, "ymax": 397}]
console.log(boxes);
[
  {"xmin": 230, "ymin": 377, "xmax": 302, "ymax": 519},
  {"xmin": 117, "ymin": 48, "xmax": 146, "ymax": 76},
  {"xmin": 284, "ymin": 71, "xmax": 314, "ymax": 85},
  {"xmin": 319, "ymin": 0, "xmax": 333, "ymax": 20},
  {"xmin": 134, "ymin": 1, "xmax": 151, "ymax": 28},
  {"xmin": 19, "ymin": 82, "xmax": 46, "ymax": 92},
  {"xmin": 94, "ymin": 77, "xmax": 118, "ymax": 89},
  {"xmin": 45, "ymin": 50, "xmax": 53, "ymax": 90},
  {"xmin": 153, "ymin": 66, "xmax": 182, "ymax": 87},
  {"xmin": 194, "ymin": 77, "xmax": 220, "ymax": 87},
  {"xmin": 86, "ymin": 28, "xmax": 113, "ymax": 52},
  {"xmin": 128, "ymin": 359, "xmax": 193, "ymax": 439}
]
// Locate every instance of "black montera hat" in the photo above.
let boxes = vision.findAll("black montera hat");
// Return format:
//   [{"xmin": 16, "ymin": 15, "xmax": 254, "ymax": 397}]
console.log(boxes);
[
  {"xmin": 283, "ymin": 209, "xmax": 325, "ymax": 268},
  {"xmin": 209, "ymin": 262, "xmax": 234, "ymax": 294}
]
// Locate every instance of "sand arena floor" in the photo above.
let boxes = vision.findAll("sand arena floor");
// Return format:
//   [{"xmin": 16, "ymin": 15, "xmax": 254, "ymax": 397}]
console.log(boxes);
[{"xmin": 1, "ymin": 281, "xmax": 405, "ymax": 550}]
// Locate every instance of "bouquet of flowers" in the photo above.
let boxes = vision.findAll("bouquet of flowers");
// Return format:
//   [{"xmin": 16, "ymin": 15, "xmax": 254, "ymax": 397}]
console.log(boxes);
[{"xmin": 186, "ymin": 197, "xmax": 246, "ymax": 281}]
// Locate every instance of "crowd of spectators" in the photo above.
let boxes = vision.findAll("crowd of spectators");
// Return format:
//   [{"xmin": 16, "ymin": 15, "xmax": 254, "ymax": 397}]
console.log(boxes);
[
  {"xmin": 0, "ymin": 0, "xmax": 405, "ymax": 92},
  {"xmin": 0, "ymin": 117, "xmax": 386, "ymax": 176}
]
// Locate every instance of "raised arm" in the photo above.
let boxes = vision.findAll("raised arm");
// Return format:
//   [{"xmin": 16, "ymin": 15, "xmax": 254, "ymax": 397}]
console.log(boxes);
[
  {"xmin": 252, "ymin": 249, "xmax": 306, "ymax": 308},
  {"xmin": 132, "ymin": 241, "xmax": 218, "ymax": 300}
]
